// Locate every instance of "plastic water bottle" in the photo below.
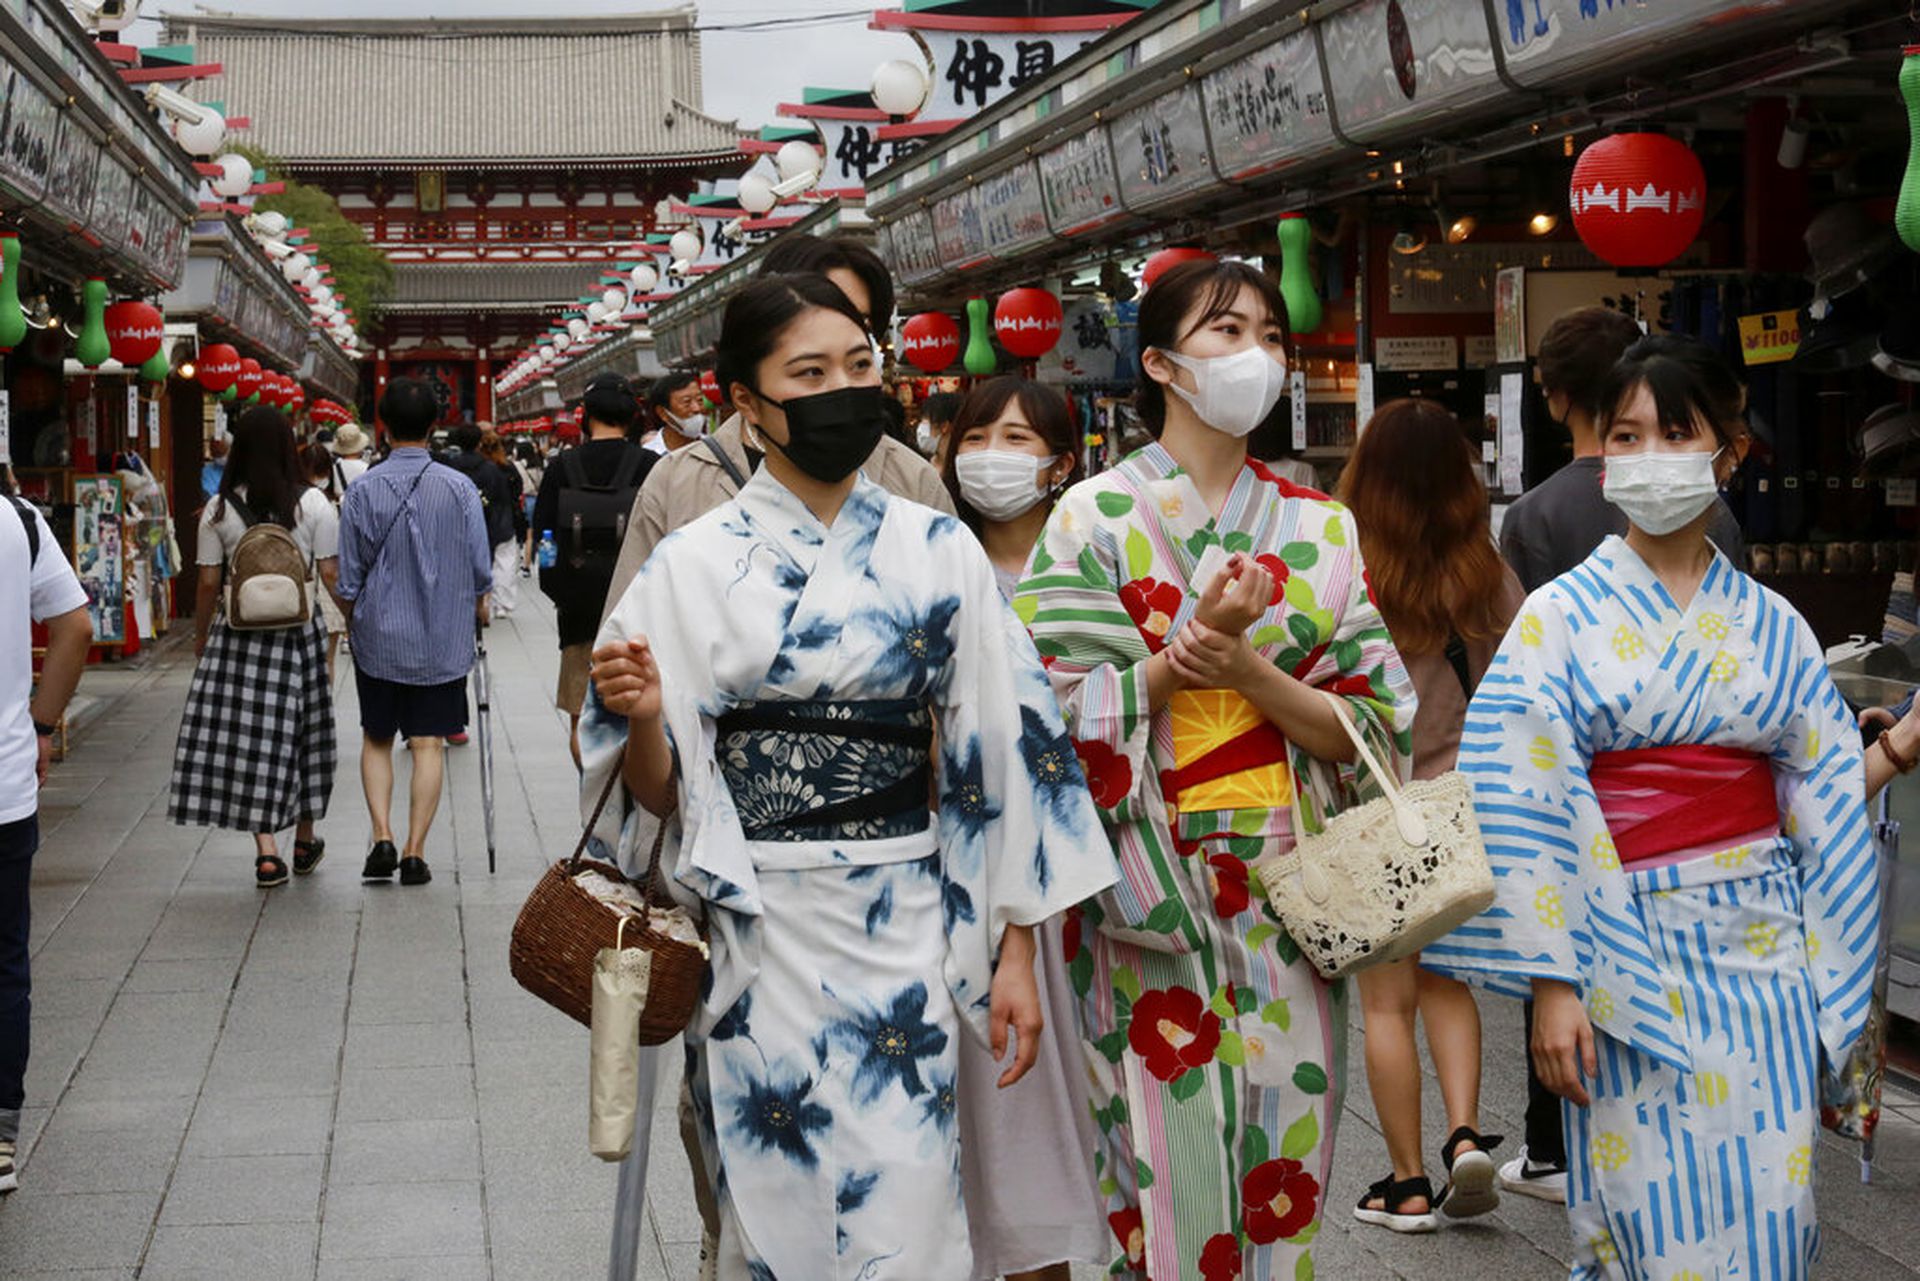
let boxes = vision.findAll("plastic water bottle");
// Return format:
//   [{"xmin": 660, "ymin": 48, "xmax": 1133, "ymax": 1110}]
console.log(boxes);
[{"xmin": 536, "ymin": 529, "xmax": 557, "ymax": 570}]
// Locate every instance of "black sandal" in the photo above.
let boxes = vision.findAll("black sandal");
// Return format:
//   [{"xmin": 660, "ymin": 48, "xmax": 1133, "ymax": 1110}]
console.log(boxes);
[
  {"xmin": 1353, "ymin": 1174, "xmax": 1437, "ymax": 1233},
  {"xmin": 255, "ymin": 852, "xmax": 289, "ymax": 888},
  {"xmin": 292, "ymin": 837, "xmax": 326, "ymax": 876},
  {"xmin": 1436, "ymin": 1125, "xmax": 1504, "ymax": 1220}
]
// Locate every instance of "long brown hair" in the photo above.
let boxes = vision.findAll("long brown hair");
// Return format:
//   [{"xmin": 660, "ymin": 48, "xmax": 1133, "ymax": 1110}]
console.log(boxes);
[{"xmin": 1337, "ymin": 398, "xmax": 1507, "ymax": 653}]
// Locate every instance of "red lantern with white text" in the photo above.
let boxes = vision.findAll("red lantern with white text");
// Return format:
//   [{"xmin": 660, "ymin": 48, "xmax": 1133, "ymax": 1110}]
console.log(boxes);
[
  {"xmin": 1142, "ymin": 247, "xmax": 1215, "ymax": 291},
  {"xmin": 901, "ymin": 312, "xmax": 961, "ymax": 373},
  {"xmin": 993, "ymin": 287, "xmax": 1063, "ymax": 359},
  {"xmin": 1569, "ymin": 133, "xmax": 1706, "ymax": 268},
  {"xmin": 235, "ymin": 358, "xmax": 263, "ymax": 401},
  {"xmin": 104, "ymin": 300, "xmax": 163, "ymax": 367},
  {"xmin": 699, "ymin": 368, "xmax": 722, "ymax": 405},
  {"xmin": 198, "ymin": 343, "xmax": 241, "ymax": 392}
]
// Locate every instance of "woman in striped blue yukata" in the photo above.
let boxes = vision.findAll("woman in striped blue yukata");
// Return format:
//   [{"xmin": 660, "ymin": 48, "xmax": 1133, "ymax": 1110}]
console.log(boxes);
[{"xmin": 1426, "ymin": 335, "xmax": 1880, "ymax": 1281}]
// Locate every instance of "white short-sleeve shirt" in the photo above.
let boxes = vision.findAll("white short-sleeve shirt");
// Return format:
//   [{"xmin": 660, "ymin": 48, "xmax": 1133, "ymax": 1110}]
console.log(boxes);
[
  {"xmin": 2, "ymin": 499, "xmax": 90, "ymax": 823},
  {"xmin": 196, "ymin": 486, "xmax": 341, "ymax": 570}
]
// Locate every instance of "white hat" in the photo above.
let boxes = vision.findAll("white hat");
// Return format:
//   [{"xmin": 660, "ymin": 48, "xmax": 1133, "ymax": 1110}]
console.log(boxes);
[{"xmin": 330, "ymin": 422, "xmax": 369, "ymax": 455}]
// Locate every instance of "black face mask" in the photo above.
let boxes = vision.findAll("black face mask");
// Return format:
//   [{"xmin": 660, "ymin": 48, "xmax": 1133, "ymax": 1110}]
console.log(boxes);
[{"xmin": 753, "ymin": 384, "xmax": 887, "ymax": 484}]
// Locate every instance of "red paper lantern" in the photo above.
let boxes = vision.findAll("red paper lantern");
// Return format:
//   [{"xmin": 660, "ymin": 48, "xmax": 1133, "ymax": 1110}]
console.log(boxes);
[
  {"xmin": 1142, "ymin": 247, "xmax": 1216, "ymax": 290},
  {"xmin": 993, "ymin": 287, "xmax": 1063, "ymax": 359},
  {"xmin": 103, "ymin": 300, "xmax": 163, "ymax": 367},
  {"xmin": 260, "ymin": 373, "xmax": 285, "ymax": 409},
  {"xmin": 900, "ymin": 312, "xmax": 961, "ymax": 373},
  {"xmin": 699, "ymin": 368, "xmax": 722, "ymax": 405},
  {"xmin": 235, "ymin": 358, "xmax": 263, "ymax": 400},
  {"xmin": 198, "ymin": 342, "xmax": 241, "ymax": 392},
  {"xmin": 1569, "ymin": 133, "xmax": 1706, "ymax": 268}
]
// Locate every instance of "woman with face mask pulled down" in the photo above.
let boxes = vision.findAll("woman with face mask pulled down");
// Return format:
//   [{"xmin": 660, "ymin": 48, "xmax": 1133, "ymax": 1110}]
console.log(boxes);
[
  {"xmin": 586, "ymin": 274, "xmax": 1115, "ymax": 1281},
  {"xmin": 937, "ymin": 378, "xmax": 1107, "ymax": 1281},
  {"xmin": 1424, "ymin": 336, "xmax": 1880, "ymax": 1281},
  {"xmin": 1016, "ymin": 259, "xmax": 1415, "ymax": 1280}
]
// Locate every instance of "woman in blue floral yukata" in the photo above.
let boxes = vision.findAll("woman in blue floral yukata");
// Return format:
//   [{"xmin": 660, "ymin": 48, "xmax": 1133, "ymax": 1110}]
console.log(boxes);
[{"xmin": 584, "ymin": 273, "xmax": 1116, "ymax": 1281}]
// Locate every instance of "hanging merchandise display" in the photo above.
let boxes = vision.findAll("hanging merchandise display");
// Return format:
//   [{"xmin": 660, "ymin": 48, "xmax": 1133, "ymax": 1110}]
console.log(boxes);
[
  {"xmin": 901, "ymin": 311, "xmax": 960, "ymax": 373},
  {"xmin": 1142, "ymin": 246, "xmax": 1215, "ymax": 290},
  {"xmin": 75, "ymin": 279, "xmax": 111, "ymax": 369},
  {"xmin": 1569, "ymin": 132, "xmax": 1706, "ymax": 267},
  {"xmin": 963, "ymin": 297, "xmax": 996, "ymax": 375},
  {"xmin": 104, "ymin": 300, "xmax": 164, "ymax": 367},
  {"xmin": 1899, "ymin": 47, "xmax": 1920, "ymax": 253},
  {"xmin": 235, "ymin": 358, "xmax": 263, "ymax": 402},
  {"xmin": 1276, "ymin": 214, "xmax": 1323, "ymax": 334},
  {"xmin": 198, "ymin": 342, "xmax": 242, "ymax": 392},
  {"xmin": 0, "ymin": 234, "xmax": 24, "ymax": 352},
  {"xmin": 993, "ymin": 286, "xmax": 1063, "ymax": 359}
]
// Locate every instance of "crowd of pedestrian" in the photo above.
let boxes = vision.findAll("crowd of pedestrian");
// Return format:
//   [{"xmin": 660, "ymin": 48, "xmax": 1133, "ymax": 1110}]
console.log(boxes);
[{"xmin": 0, "ymin": 233, "xmax": 1909, "ymax": 1281}]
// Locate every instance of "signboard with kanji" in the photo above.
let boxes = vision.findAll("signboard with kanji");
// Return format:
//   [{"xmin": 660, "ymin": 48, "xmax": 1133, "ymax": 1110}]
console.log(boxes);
[
  {"xmin": 1111, "ymin": 83, "xmax": 1220, "ymax": 214},
  {"xmin": 1202, "ymin": 27, "xmax": 1340, "ymax": 183},
  {"xmin": 1040, "ymin": 128, "xmax": 1124, "ymax": 238}
]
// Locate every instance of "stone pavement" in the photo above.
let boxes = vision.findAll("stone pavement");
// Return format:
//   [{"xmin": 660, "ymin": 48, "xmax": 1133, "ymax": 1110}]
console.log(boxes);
[{"xmin": 2, "ymin": 592, "xmax": 1918, "ymax": 1280}]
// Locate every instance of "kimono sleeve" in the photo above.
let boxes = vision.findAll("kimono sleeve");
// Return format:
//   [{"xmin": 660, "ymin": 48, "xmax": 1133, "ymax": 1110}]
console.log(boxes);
[
  {"xmin": 1423, "ymin": 593, "xmax": 1593, "ymax": 999},
  {"xmin": 1770, "ymin": 612, "xmax": 1880, "ymax": 1064},
  {"xmin": 936, "ymin": 533, "xmax": 1117, "ymax": 1042},
  {"xmin": 1013, "ymin": 486, "xmax": 1156, "ymax": 824}
]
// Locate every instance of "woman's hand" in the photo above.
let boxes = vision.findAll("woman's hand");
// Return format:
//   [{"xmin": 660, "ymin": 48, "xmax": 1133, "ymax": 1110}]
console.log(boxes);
[
  {"xmin": 592, "ymin": 635, "xmax": 663, "ymax": 722},
  {"xmin": 1195, "ymin": 553, "xmax": 1272, "ymax": 635},
  {"xmin": 1531, "ymin": 978, "xmax": 1597, "ymax": 1107},
  {"xmin": 1166, "ymin": 618, "xmax": 1258, "ymax": 690},
  {"xmin": 989, "ymin": 925, "xmax": 1044, "ymax": 1089}
]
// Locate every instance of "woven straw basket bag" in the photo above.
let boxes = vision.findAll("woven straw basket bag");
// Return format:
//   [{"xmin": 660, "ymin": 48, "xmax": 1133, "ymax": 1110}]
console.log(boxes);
[{"xmin": 1257, "ymin": 691, "xmax": 1494, "ymax": 980}]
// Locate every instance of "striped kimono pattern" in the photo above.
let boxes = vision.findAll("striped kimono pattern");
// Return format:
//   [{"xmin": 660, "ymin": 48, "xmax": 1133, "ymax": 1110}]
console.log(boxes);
[
  {"xmin": 1426, "ymin": 537, "xmax": 1880, "ymax": 1280},
  {"xmin": 1015, "ymin": 443, "xmax": 1414, "ymax": 1281}
]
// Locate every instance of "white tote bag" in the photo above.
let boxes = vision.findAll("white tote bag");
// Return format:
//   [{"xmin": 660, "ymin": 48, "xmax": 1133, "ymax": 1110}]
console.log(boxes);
[{"xmin": 1258, "ymin": 691, "xmax": 1494, "ymax": 980}]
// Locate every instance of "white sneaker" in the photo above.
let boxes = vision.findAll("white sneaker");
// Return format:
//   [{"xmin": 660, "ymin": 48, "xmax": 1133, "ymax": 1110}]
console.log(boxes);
[
  {"xmin": 0, "ymin": 1139, "xmax": 17, "ymax": 1193},
  {"xmin": 697, "ymin": 1230, "xmax": 718, "ymax": 1281},
  {"xmin": 1498, "ymin": 1145, "xmax": 1568, "ymax": 1203}
]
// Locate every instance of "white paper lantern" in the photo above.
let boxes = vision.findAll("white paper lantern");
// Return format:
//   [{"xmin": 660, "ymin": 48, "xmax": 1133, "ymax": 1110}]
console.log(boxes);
[
  {"xmin": 249, "ymin": 210, "xmax": 288, "ymax": 241},
  {"xmin": 601, "ymin": 286, "xmax": 626, "ymax": 313},
  {"xmin": 539, "ymin": 344, "xmax": 555, "ymax": 362},
  {"xmin": 872, "ymin": 59, "xmax": 931, "ymax": 117},
  {"xmin": 567, "ymin": 318, "xmax": 591, "ymax": 341},
  {"xmin": 280, "ymin": 252, "xmax": 312, "ymax": 281},
  {"xmin": 310, "ymin": 285, "xmax": 334, "ymax": 306},
  {"xmin": 737, "ymin": 172, "xmax": 777, "ymax": 215},
  {"xmin": 668, "ymin": 228, "xmax": 703, "ymax": 262},
  {"xmin": 301, "ymin": 266, "xmax": 322, "ymax": 289},
  {"xmin": 776, "ymin": 139, "xmax": 823, "ymax": 184},
  {"xmin": 172, "ymin": 107, "xmax": 226, "ymax": 156},
  {"xmin": 629, "ymin": 262, "xmax": 659, "ymax": 292},
  {"xmin": 211, "ymin": 153, "xmax": 253, "ymax": 198},
  {"xmin": 554, "ymin": 333, "xmax": 571, "ymax": 353},
  {"xmin": 586, "ymin": 301, "xmax": 609, "ymax": 324}
]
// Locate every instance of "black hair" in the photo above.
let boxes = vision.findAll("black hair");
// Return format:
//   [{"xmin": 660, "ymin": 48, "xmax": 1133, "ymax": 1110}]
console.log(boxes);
[
  {"xmin": 581, "ymin": 374, "xmax": 638, "ymax": 430},
  {"xmin": 880, "ymin": 395, "xmax": 909, "ymax": 446},
  {"xmin": 920, "ymin": 391, "xmax": 962, "ymax": 429},
  {"xmin": 379, "ymin": 378, "xmax": 440, "ymax": 442},
  {"xmin": 1597, "ymin": 334, "xmax": 1747, "ymax": 449},
  {"xmin": 646, "ymin": 370, "xmax": 701, "ymax": 423},
  {"xmin": 715, "ymin": 273, "xmax": 872, "ymax": 404},
  {"xmin": 759, "ymin": 235, "xmax": 895, "ymax": 332},
  {"xmin": 217, "ymin": 406, "xmax": 306, "ymax": 528},
  {"xmin": 1136, "ymin": 259, "xmax": 1291, "ymax": 438},
  {"xmin": 1538, "ymin": 307, "xmax": 1644, "ymax": 421},
  {"xmin": 514, "ymin": 440, "xmax": 540, "ymax": 465},
  {"xmin": 449, "ymin": 423, "xmax": 483, "ymax": 452},
  {"xmin": 940, "ymin": 377, "xmax": 1083, "ymax": 534}
]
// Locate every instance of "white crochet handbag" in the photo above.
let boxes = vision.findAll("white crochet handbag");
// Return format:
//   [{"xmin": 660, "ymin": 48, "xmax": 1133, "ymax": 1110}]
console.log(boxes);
[{"xmin": 1257, "ymin": 692, "xmax": 1494, "ymax": 980}]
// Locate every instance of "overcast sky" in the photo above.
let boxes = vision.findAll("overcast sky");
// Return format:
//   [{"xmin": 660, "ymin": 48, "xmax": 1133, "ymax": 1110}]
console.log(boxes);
[{"xmin": 140, "ymin": 2, "xmax": 908, "ymax": 130}]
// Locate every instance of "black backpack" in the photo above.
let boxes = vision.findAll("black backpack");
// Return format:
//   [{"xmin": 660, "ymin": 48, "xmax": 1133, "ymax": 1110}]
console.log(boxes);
[
  {"xmin": 7, "ymin": 495, "xmax": 40, "ymax": 565},
  {"xmin": 549, "ymin": 445, "xmax": 648, "ymax": 584}
]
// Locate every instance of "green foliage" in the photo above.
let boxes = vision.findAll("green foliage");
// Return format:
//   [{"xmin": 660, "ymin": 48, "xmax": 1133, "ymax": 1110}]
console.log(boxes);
[{"xmin": 235, "ymin": 145, "xmax": 393, "ymax": 338}]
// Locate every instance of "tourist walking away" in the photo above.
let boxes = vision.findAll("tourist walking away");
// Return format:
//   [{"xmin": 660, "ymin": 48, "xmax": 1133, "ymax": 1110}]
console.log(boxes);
[
  {"xmin": 586, "ymin": 273, "xmax": 1115, "ymax": 1281},
  {"xmin": 640, "ymin": 370, "xmax": 708, "ymax": 455},
  {"xmin": 330, "ymin": 421, "xmax": 371, "ymax": 492},
  {"xmin": 301, "ymin": 443, "xmax": 350, "ymax": 681},
  {"xmin": 1336, "ymin": 398, "xmax": 1525, "ymax": 1232},
  {"xmin": 443, "ymin": 423, "xmax": 520, "ymax": 618},
  {"xmin": 531, "ymin": 373, "xmax": 656, "ymax": 767},
  {"xmin": 0, "ymin": 477, "xmax": 90, "ymax": 1193},
  {"xmin": 336, "ymin": 379, "xmax": 492, "ymax": 887},
  {"xmin": 1494, "ymin": 305, "xmax": 1746, "ymax": 1201},
  {"xmin": 169, "ymin": 407, "xmax": 341, "ymax": 887},
  {"xmin": 1016, "ymin": 258, "xmax": 1414, "ymax": 1280},
  {"xmin": 1427, "ymin": 336, "xmax": 1880, "ymax": 1280},
  {"xmin": 941, "ymin": 375, "xmax": 1105, "ymax": 1280},
  {"xmin": 480, "ymin": 429, "xmax": 527, "ymax": 616}
]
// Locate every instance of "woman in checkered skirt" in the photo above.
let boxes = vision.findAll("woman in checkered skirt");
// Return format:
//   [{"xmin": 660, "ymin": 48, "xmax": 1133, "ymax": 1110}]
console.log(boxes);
[{"xmin": 168, "ymin": 407, "xmax": 341, "ymax": 887}]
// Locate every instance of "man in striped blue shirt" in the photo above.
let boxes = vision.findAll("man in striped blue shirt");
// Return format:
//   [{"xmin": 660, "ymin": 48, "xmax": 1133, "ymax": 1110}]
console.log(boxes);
[{"xmin": 337, "ymin": 379, "xmax": 492, "ymax": 887}]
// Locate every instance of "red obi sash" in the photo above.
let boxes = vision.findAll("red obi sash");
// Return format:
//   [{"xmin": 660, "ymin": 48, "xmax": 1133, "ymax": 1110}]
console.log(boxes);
[{"xmin": 1588, "ymin": 745, "xmax": 1779, "ymax": 865}]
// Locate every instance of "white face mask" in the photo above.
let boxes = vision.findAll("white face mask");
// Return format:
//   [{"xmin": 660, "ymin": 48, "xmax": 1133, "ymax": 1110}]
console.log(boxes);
[
  {"xmin": 956, "ymin": 449, "xmax": 1053, "ymax": 522},
  {"xmin": 916, "ymin": 421, "xmax": 938, "ymax": 456},
  {"xmin": 1602, "ymin": 449, "xmax": 1723, "ymax": 536},
  {"xmin": 669, "ymin": 411, "xmax": 706, "ymax": 435},
  {"xmin": 1157, "ymin": 345, "xmax": 1289, "ymax": 438}
]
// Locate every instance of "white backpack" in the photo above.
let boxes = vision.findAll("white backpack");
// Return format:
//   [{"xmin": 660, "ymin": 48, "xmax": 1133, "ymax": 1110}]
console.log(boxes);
[{"xmin": 222, "ymin": 496, "xmax": 310, "ymax": 630}]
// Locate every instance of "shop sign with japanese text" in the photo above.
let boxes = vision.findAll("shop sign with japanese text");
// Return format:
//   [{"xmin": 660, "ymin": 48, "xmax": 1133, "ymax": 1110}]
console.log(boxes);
[
  {"xmin": 978, "ymin": 161, "xmax": 1050, "ymax": 259},
  {"xmin": 931, "ymin": 186, "xmax": 988, "ymax": 269},
  {"xmin": 1202, "ymin": 28, "xmax": 1338, "ymax": 182},
  {"xmin": 1737, "ymin": 310, "xmax": 1800, "ymax": 365},
  {"xmin": 922, "ymin": 31, "xmax": 1098, "ymax": 117},
  {"xmin": 1040, "ymin": 129, "xmax": 1123, "ymax": 238},
  {"xmin": 1112, "ymin": 83, "xmax": 1219, "ymax": 213}
]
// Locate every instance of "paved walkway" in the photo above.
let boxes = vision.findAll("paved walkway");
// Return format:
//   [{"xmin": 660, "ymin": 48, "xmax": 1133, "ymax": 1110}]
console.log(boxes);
[{"xmin": 3, "ymin": 592, "xmax": 1918, "ymax": 1279}]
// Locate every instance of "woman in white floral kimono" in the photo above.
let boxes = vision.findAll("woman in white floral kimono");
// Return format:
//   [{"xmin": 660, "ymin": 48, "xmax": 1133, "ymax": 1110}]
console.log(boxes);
[
  {"xmin": 586, "ymin": 273, "xmax": 1114, "ymax": 1281},
  {"xmin": 1427, "ymin": 336, "xmax": 1880, "ymax": 1280}
]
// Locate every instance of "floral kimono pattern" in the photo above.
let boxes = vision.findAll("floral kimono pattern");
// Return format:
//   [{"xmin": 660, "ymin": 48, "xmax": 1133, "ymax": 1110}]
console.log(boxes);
[
  {"xmin": 1426, "ymin": 537, "xmax": 1880, "ymax": 1280},
  {"xmin": 1015, "ymin": 443, "xmax": 1414, "ymax": 1281},
  {"xmin": 583, "ymin": 469, "xmax": 1116, "ymax": 1281}
]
